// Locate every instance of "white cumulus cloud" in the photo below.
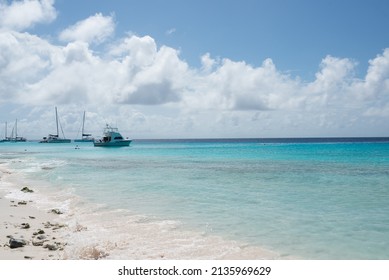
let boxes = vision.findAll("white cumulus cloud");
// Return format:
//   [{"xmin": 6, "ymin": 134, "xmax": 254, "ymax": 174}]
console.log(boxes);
[
  {"xmin": 0, "ymin": 0, "xmax": 57, "ymax": 31},
  {"xmin": 59, "ymin": 13, "xmax": 115, "ymax": 44},
  {"xmin": 1, "ymin": 12, "xmax": 389, "ymax": 138}
]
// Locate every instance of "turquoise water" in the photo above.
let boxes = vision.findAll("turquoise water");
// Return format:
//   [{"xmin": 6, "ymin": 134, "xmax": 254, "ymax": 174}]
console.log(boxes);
[{"xmin": 1, "ymin": 138, "xmax": 389, "ymax": 259}]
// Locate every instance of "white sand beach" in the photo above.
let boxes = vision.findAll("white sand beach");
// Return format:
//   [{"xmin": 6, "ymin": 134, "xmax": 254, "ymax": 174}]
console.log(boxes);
[{"xmin": 0, "ymin": 167, "xmax": 68, "ymax": 260}]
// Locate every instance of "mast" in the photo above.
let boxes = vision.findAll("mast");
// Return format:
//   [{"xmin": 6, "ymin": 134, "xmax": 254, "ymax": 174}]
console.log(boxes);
[
  {"xmin": 10, "ymin": 124, "xmax": 14, "ymax": 139},
  {"xmin": 4, "ymin": 122, "xmax": 6, "ymax": 139},
  {"xmin": 15, "ymin": 119, "xmax": 17, "ymax": 139},
  {"xmin": 55, "ymin": 107, "xmax": 59, "ymax": 137},
  {"xmin": 82, "ymin": 111, "xmax": 85, "ymax": 136}
]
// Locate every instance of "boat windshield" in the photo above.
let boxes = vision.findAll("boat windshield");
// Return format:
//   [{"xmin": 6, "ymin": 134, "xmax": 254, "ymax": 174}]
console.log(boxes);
[{"xmin": 103, "ymin": 124, "xmax": 119, "ymax": 133}]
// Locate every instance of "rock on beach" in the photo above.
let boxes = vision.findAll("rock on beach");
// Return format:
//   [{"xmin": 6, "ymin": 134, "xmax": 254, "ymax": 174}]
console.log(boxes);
[{"xmin": 9, "ymin": 238, "xmax": 27, "ymax": 249}]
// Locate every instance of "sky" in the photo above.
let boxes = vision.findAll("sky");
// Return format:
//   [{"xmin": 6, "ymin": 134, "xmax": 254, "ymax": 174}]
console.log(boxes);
[{"xmin": 0, "ymin": 0, "xmax": 389, "ymax": 140}]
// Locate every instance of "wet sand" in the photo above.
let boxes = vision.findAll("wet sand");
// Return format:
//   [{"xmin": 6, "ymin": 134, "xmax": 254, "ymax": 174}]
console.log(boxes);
[{"xmin": 0, "ymin": 168, "xmax": 68, "ymax": 260}]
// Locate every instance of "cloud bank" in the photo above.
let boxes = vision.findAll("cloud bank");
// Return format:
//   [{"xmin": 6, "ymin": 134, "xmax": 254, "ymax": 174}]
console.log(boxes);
[{"xmin": 0, "ymin": 1, "xmax": 388, "ymax": 138}]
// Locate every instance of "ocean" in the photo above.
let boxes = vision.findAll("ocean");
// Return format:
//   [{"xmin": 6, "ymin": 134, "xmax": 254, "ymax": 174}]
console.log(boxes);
[{"xmin": 1, "ymin": 138, "xmax": 389, "ymax": 259}]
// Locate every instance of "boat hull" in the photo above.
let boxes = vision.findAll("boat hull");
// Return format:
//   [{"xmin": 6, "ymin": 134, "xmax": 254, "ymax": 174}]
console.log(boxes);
[
  {"xmin": 94, "ymin": 140, "xmax": 132, "ymax": 147},
  {"xmin": 40, "ymin": 139, "xmax": 71, "ymax": 143}
]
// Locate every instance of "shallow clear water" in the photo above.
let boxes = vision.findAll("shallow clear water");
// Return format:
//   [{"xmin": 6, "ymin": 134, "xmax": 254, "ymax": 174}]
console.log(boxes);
[{"xmin": 1, "ymin": 138, "xmax": 389, "ymax": 259}]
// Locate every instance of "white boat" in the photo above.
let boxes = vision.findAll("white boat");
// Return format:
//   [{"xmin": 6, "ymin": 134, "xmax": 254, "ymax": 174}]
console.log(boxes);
[
  {"xmin": 94, "ymin": 124, "xmax": 132, "ymax": 147},
  {"xmin": 1, "ymin": 120, "xmax": 26, "ymax": 142},
  {"xmin": 1, "ymin": 122, "xmax": 11, "ymax": 142},
  {"xmin": 40, "ymin": 107, "xmax": 71, "ymax": 143},
  {"xmin": 10, "ymin": 119, "xmax": 26, "ymax": 142},
  {"xmin": 74, "ymin": 111, "xmax": 94, "ymax": 142}
]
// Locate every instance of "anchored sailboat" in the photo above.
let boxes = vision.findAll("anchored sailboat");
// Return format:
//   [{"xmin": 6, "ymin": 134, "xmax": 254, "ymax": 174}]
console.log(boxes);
[
  {"xmin": 1, "ymin": 120, "xmax": 26, "ymax": 142},
  {"xmin": 40, "ymin": 107, "xmax": 71, "ymax": 143},
  {"xmin": 10, "ymin": 119, "xmax": 26, "ymax": 142},
  {"xmin": 74, "ymin": 111, "xmax": 94, "ymax": 142},
  {"xmin": 1, "ymin": 122, "xmax": 10, "ymax": 142}
]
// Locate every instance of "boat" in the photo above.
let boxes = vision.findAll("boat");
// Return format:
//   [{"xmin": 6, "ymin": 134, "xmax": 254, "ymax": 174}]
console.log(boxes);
[
  {"xmin": 94, "ymin": 124, "xmax": 132, "ymax": 147},
  {"xmin": 1, "ymin": 120, "xmax": 26, "ymax": 142},
  {"xmin": 74, "ymin": 111, "xmax": 94, "ymax": 142},
  {"xmin": 10, "ymin": 119, "xmax": 27, "ymax": 142},
  {"xmin": 40, "ymin": 107, "xmax": 71, "ymax": 143},
  {"xmin": 1, "ymin": 122, "xmax": 11, "ymax": 142}
]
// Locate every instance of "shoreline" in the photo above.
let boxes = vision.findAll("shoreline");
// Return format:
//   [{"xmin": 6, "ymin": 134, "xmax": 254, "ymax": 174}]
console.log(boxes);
[
  {"xmin": 0, "ymin": 165, "xmax": 280, "ymax": 260},
  {"xmin": 0, "ymin": 168, "xmax": 68, "ymax": 259}
]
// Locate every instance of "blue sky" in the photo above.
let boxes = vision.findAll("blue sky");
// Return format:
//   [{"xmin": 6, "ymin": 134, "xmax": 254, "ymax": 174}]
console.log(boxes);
[
  {"xmin": 1, "ymin": 0, "xmax": 389, "ymax": 139},
  {"xmin": 49, "ymin": 0, "xmax": 389, "ymax": 78}
]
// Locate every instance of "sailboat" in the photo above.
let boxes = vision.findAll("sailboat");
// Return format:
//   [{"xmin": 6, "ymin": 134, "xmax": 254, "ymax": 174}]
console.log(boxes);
[
  {"xmin": 10, "ymin": 119, "xmax": 27, "ymax": 142},
  {"xmin": 74, "ymin": 111, "xmax": 94, "ymax": 142},
  {"xmin": 1, "ymin": 120, "xmax": 26, "ymax": 142},
  {"xmin": 40, "ymin": 107, "xmax": 71, "ymax": 143},
  {"xmin": 1, "ymin": 122, "xmax": 11, "ymax": 142}
]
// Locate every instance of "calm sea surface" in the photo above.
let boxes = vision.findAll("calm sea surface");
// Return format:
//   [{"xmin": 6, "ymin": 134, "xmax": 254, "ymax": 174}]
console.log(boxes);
[{"xmin": 1, "ymin": 138, "xmax": 389, "ymax": 259}]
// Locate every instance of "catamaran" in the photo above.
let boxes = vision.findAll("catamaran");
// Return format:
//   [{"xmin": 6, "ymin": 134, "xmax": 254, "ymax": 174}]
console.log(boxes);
[
  {"xmin": 74, "ymin": 111, "xmax": 94, "ymax": 142},
  {"xmin": 1, "ymin": 120, "xmax": 26, "ymax": 142},
  {"xmin": 40, "ymin": 107, "xmax": 71, "ymax": 143},
  {"xmin": 1, "ymin": 122, "xmax": 10, "ymax": 142},
  {"xmin": 10, "ymin": 119, "xmax": 27, "ymax": 142}
]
